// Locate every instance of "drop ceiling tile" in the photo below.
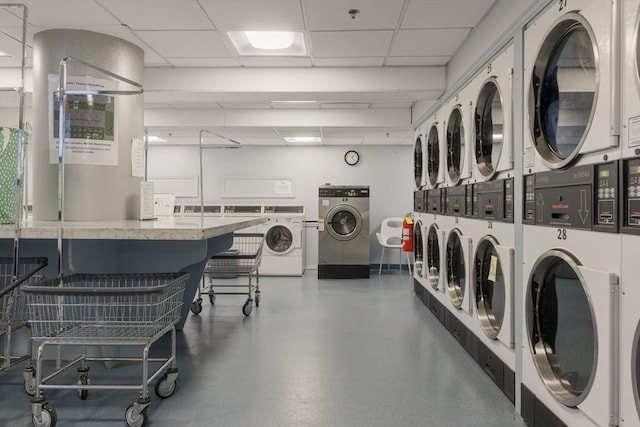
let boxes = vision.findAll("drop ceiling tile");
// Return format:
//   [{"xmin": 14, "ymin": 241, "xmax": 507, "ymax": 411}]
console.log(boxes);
[
  {"xmin": 320, "ymin": 102, "xmax": 371, "ymax": 109},
  {"xmin": 167, "ymin": 57, "xmax": 241, "ymax": 67},
  {"xmin": 322, "ymin": 138, "xmax": 363, "ymax": 145},
  {"xmin": 142, "ymin": 103, "xmax": 174, "ymax": 109},
  {"xmin": 322, "ymin": 127, "xmax": 369, "ymax": 138},
  {"xmin": 198, "ymin": 0, "xmax": 304, "ymax": 31},
  {"xmin": 171, "ymin": 103, "xmax": 224, "ymax": 109},
  {"xmin": 391, "ymin": 29, "xmax": 470, "ymax": 57},
  {"xmin": 0, "ymin": 6, "xmax": 27, "ymax": 27},
  {"xmin": 135, "ymin": 30, "xmax": 232, "ymax": 57},
  {"xmin": 18, "ymin": 0, "xmax": 119, "ymax": 26},
  {"xmin": 386, "ymin": 56, "xmax": 450, "ymax": 66},
  {"xmin": 243, "ymin": 137, "xmax": 286, "ymax": 145},
  {"xmin": 226, "ymin": 127, "xmax": 279, "ymax": 138},
  {"xmin": 217, "ymin": 102, "xmax": 272, "ymax": 109},
  {"xmin": 369, "ymin": 101, "xmax": 413, "ymax": 109},
  {"xmin": 144, "ymin": 92, "xmax": 178, "ymax": 104},
  {"xmin": 274, "ymin": 127, "xmax": 322, "ymax": 138},
  {"xmin": 313, "ymin": 57, "xmax": 384, "ymax": 67},
  {"xmin": 402, "ymin": 0, "xmax": 495, "ymax": 29},
  {"xmin": 239, "ymin": 57, "xmax": 312, "ymax": 67},
  {"xmin": 305, "ymin": 0, "xmax": 402, "ymax": 31},
  {"xmin": 311, "ymin": 31, "xmax": 393, "ymax": 57},
  {"xmin": 97, "ymin": 0, "xmax": 214, "ymax": 30}
]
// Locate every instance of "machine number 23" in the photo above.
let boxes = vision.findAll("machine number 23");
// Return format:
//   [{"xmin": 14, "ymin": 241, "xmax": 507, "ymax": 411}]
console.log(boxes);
[{"xmin": 557, "ymin": 228, "xmax": 568, "ymax": 240}]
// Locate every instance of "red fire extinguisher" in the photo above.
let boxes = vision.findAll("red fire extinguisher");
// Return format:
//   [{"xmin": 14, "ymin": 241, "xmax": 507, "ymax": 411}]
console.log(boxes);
[{"xmin": 402, "ymin": 215, "xmax": 414, "ymax": 252}]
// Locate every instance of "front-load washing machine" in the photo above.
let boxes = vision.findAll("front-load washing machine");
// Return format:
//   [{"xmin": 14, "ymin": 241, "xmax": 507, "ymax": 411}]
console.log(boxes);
[
  {"xmin": 424, "ymin": 115, "xmax": 445, "ymax": 189},
  {"xmin": 318, "ymin": 186, "xmax": 370, "ymax": 279},
  {"xmin": 466, "ymin": 43, "xmax": 514, "ymax": 181},
  {"xmin": 424, "ymin": 220, "xmax": 445, "ymax": 299},
  {"xmin": 522, "ymin": 225, "xmax": 620, "ymax": 427},
  {"xmin": 259, "ymin": 205, "xmax": 305, "ymax": 276},
  {"xmin": 442, "ymin": 219, "xmax": 473, "ymax": 326},
  {"xmin": 524, "ymin": 0, "xmax": 619, "ymax": 173},
  {"xmin": 413, "ymin": 217, "xmax": 425, "ymax": 280}
]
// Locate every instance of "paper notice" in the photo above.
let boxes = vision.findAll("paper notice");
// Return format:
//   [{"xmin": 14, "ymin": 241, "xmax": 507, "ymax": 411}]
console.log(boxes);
[
  {"xmin": 488, "ymin": 255, "xmax": 499, "ymax": 282},
  {"xmin": 629, "ymin": 115, "xmax": 640, "ymax": 147},
  {"xmin": 139, "ymin": 181, "xmax": 155, "ymax": 220},
  {"xmin": 154, "ymin": 193, "xmax": 176, "ymax": 217}
]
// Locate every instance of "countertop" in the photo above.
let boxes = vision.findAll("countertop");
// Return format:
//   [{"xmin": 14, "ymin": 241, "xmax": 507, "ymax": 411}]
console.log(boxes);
[{"xmin": 0, "ymin": 216, "xmax": 265, "ymax": 240}]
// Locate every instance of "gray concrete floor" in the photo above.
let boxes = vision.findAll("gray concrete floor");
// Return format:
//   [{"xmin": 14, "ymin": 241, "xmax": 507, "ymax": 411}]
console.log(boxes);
[{"xmin": 0, "ymin": 270, "xmax": 526, "ymax": 426}]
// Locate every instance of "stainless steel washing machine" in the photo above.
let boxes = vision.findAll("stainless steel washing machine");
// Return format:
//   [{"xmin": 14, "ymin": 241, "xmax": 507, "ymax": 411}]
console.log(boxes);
[{"xmin": 318, "ymin": 186, "xmax": 370, "ymax": 279}]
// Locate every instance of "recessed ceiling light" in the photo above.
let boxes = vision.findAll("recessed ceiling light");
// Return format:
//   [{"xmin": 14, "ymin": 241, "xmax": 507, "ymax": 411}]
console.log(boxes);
[
  {"xmin": 284, "ymin": 136, "xmax": 321, "ymax": 143},
  {"xmin": 245, "ymin": 31, "xmax": 293, "ymax": 50},
  {"xmin": 227, "ymin": 31, "xmax": 306, "ymax": 56}
]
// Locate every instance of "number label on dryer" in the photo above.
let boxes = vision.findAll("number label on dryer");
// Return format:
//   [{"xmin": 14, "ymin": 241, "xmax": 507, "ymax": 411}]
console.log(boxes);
[
  {"xmin": 487, "ymin": 220, "xmax": 493, "ymax": 229},
  {"xmin": 558, "ymin": 0, "xmax": 567, "ymax": 11},
  {"xmin": 557, "ymin": 228, "xmax": 567, "ymax": 240}
]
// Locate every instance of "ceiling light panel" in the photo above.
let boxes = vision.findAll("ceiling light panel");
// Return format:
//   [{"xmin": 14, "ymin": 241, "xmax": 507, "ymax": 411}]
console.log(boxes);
[
  {"xmin": 21, "ymin": 0, "xmax": 117, "ymax": 26},
  {"xmin": 228, "ymin": 31, "xmax": 306, "ymax": 56},
  {"xmin": 305, "ymin": 0, "xmax": 402, "ymax": 31},
  {"xmin": 98, "ymin": 0, "xmax": 214, "ymax": 30}
]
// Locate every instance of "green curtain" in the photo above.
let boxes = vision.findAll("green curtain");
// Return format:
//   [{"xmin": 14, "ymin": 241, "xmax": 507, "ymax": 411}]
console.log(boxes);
[{"xmin": 0, "ymin": 128, "xmax": 19, "ymax": 224}]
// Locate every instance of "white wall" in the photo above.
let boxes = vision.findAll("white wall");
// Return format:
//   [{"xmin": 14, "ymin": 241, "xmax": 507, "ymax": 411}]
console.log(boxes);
[{"xmin": 147, "ymin": 144, "xmax": 413, "ymax": 269}]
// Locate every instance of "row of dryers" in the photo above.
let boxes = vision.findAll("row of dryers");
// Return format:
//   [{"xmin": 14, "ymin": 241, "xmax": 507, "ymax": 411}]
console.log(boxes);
[
  {"xmin": 413, "ymin": 1, "xmax": 640, "ymax": 426},
  {"xmin": 175, "ymin": 204, "xmax": 305, "ymax": 276}
]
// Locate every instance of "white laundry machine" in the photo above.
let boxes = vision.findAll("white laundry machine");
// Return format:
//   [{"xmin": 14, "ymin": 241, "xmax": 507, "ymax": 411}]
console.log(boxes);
[
  {"xmin": 467, "ymin": 43, "xmax": 515, "ymax": 182},
  {"xmin": 258, "ymin": 205, "xmax": 304, "ymax": 276},
  {"xmin": 181, "ymin": 203, "xmax": 223, "ymax": 217},
  {"xmin": 414, "ymin": 128, "xmax": 426, "ymax": 190},
  {"xmin": 524, "ymin": 0, "xmax": 618, "ymax": 173},
  {"xmin": 442, "ymin": 92, "xmax": 473, "ymax": 187},
  {"xmin": 425, "ymin": 115, "xmax": 445, "ymax": 190},
  {"xmin": 619, "ymin": 157, "xmax": 640, "ymax": 427},
  {"xmin": 623, "ymin": 0, "xmax": 640, "ymax": 161},
  {"xmin": 442, "ymin": 217, "xmax": 473, "ymax": 326}
]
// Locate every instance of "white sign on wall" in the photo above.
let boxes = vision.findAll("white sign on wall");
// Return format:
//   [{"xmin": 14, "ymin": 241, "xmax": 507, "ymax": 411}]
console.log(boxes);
[{"xmin": 48, "ymin": 75, "xmax": 118, "ymax": 166}]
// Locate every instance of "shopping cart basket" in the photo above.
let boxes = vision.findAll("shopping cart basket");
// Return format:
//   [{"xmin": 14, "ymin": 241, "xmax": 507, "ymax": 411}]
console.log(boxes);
[
  {"xmin": 191, "ymin": 233, "xmax": 264, "ymax": 316},
  {"xmin": 0, "ymin": 257, "xmax": 47, "ymax": 387},
  {"xmin": 22, "ymin": 272, "xmax": 188, "ymax": 427}
]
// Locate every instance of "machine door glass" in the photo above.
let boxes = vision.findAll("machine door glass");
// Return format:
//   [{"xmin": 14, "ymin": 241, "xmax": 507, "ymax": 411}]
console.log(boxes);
[
  {"xmin": 414, "ymin": 135, "xmax": 423, "ymax": 189},
  {"xmin": 427, "ymin": 124, "xmax": 440, "ymax": 187},
  {"xmin": 527, "ymin": 250, "xmax": 596, "ymax": 407},
  {"xmin": 325, "ymin": 205, "xmax": 363, "ymax": 241},
  {"xmin": 475, "ymin": 79, "xmax": 503, "ymax": 179},
  {"xmin": 414, "ymin": 221, "xmax": 424, "ymax": 277},
  {"xmin": 474, "ymin": 237, "xmax": 505, "ymax": 339},
  {"xmin": 265, "ymin": 225, "xmax": 293, "ymax": 254},
  {"xmin": 446, "ymin": 107, "xmax": 464, "ymax": 185},
  {"xmin": 633, "ymin": 321, "xmax": 640, "ymax": 416},
  {"xmin": 531, "ymin": 15, "xmax": 597, "ymax": 168},
  {"xmin": 446, "ymin": 229, "xmax": 466, "ymax": 308},
  {"xmin": 426, "ymin": 224, "xmax": 440, "ymax": 289}
]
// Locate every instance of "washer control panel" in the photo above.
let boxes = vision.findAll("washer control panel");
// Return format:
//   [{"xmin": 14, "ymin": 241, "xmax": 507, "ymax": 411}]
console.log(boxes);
[
  {"xmin": 445, "ymin": 185, "xmax": 466, "ymax": 217},
  {"xmin": 414, "ymin": 190, "xmax": 425, "ymax": 213},
  {"xmin": 622, "ymin": 157, "xmax": 640, "ymax": 234},
  {"xmin": 473, "ymin": 178, "xmax": 514, "ymax": 223},
  {"xmin": 427, "ymin": 188, "xmax": 444, "ymax": 214}
]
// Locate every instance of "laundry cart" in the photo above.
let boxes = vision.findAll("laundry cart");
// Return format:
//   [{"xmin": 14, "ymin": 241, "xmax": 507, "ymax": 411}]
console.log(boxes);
[
  {"xmin": 0, "ymin": 257, "xmax": 47, "ymax": 387},
  {"xmin": 191, "ymin": 232, "xmax": 264, "ymax": 316},
  {"xmin": 22, "ymin": 272, "xmax": 188, "ymax": 427}
]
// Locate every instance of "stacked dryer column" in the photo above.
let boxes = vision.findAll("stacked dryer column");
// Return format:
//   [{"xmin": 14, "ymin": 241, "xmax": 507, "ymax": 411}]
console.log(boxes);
[{"xmin": 521, "ymin": 2, "xmax": 621, "ymax": 427}]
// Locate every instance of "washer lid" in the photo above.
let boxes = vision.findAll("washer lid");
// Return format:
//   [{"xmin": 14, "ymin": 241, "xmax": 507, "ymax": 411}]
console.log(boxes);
[
  {"xmin": 530, "ymin": 13, "xmax": 598, "ymax": 169},
  {"xmin": 527, "ymin": 249, "xmax": 597, "ymax": 407}
]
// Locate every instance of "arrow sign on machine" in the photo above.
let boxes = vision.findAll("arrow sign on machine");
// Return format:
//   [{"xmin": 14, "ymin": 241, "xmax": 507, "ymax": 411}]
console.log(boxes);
[
  {"xmin": 578, "ymin": 189, "xmax": 589, "ymax": 225},
  {"xmin": 536, "ymin": 193, "xmax": 544, "ymax": 221}
]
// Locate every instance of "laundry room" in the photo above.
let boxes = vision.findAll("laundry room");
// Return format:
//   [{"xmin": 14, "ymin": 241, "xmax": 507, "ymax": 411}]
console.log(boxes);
[{"xmin": 2, "ymin": 0, "xmax": 639, "ymax": 427}]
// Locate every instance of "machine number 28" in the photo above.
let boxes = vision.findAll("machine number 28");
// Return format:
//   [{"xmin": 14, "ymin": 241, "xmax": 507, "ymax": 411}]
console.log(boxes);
[{"xmin": 557, "ymin": 228, "xmax": 568, "ymax": 240}]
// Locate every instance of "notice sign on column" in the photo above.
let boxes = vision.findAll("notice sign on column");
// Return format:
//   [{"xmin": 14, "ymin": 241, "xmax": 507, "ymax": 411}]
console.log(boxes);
[{"xmin": 49, "ymin": 75, "xmax": 118, "ymax": 166}]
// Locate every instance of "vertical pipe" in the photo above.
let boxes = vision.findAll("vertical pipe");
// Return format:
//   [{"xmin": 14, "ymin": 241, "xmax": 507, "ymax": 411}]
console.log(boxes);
[
  {"xmin": 199, "ymin": 130, "xmax": 205, "ymax": 228},
  {"xmin": 611, "ymin": 0, "xmax": 622, "ymax": 144},
  {"xmin": 143, "ymin": 128, "xmax": 148, "ymax": 182},
  {"xmin": 57, "ymin": 59, "xmax": 67, "ymax": 282}
]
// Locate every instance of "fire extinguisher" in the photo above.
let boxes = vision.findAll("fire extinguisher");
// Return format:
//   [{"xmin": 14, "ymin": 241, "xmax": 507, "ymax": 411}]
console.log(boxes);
[{"xmin": 402, "ymin": 215, "xmax": 414, "ymax": 252}]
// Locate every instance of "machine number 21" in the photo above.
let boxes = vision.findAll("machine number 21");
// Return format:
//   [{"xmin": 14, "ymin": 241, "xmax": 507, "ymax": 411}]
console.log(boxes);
[
  {"xmin": 557, "ymin": 228, "xmax": 567, "ymax": 240},
  {"xmin": 558, "ymin": 0, "xmax": 567, "ymax": 11}
]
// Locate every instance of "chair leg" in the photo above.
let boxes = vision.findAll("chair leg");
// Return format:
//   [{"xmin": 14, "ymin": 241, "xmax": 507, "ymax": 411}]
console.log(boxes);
[{"xmin": 379, "ymin": 247, "xmax": 385, "ymax": 275}]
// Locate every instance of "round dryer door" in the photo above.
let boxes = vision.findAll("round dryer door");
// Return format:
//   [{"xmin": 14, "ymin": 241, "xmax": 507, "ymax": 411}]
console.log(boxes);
[
  {"xmin": 474, "ymin": 236, "xmax": 506, "ymax": 339},
  {"xmin": 426, "ymin": 124, "xmax": 440, "ymax": 187},
  {"xmin": 530, "ymin": 13, "xmax": 598, "ymax": 169},
  {"xmin": 446, "ymin": 107, "xmax": 464, "ymax": 185},
  {"xmin": 634, "ymin": 323, "xmax": 640, "ymax": 416},
  {"xmin": 526, "ymin": 249, "xmax": 597, "ymax": 407},
  {"xmin": 426, "ymin": 224, "xmax": 440, "ymax": 289},
  {"xmin": 265, "ymin": 224, "xmax": 294, "ymax": 255},
  {"xmin": 325, "ymin": 205, "xmax": 363, "ymax": 241},
  {"xmin": 446, "ymin": 229, "xmax": 466, "ymax": 308},
  {"xmin": 475, "ymin": 79, "xmax": 504, "ymax": 179},
  {"xmin": 414, "ymin": 221, "xmax": 424, "ymax": 277},
  {"xmin": 414, "ymin": 135, "xmax": 423, "ymax": 189}
]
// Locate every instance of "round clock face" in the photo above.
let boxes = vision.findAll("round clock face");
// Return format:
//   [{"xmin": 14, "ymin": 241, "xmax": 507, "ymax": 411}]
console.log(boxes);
[{"xmin": 344, "ymin": 150, "xmax": 360, "ymax": 166}]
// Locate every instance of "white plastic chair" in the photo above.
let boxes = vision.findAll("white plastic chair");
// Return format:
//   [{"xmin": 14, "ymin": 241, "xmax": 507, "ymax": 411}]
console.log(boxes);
[{"xmin": 376, "ymin": 217, "xmax": 412, "ymax": 275}]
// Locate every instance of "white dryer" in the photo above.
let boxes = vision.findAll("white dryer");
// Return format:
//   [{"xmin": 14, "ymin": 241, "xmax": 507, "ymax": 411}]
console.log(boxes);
[
  {"xmin": 522, "ymin": 225, "xmax": 620, "ymax": 427},
  {"xmin": 623, "ymin": 0, "xmax": 640, "ymax": 160},
  {"xmin": 442, "ymin": 92, "xmax": 473, "ymax": 187},
  {"xmin": 467, "ymin": 44, "xmax": 515, "ymax": 181},
  {"xmin": 524, "ymin": 0, "xmax": 618, "ymax": 173},
  {"xmin": 414, "ymin": 128, "xmax": 426, "ymax": 190},
  {"xmin": 259, "ymin": 205, "xmax": 304, "ymax": 276},
  {"xmin": 621, "ymin": 233, "xmax": 640, "ymax": 427},
  {"xmin": 424, "ymin": 115, "xmax": 445, "ymax": 190}
]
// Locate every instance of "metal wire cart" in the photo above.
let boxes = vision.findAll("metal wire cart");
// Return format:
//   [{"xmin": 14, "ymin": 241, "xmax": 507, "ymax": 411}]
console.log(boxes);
[
  {"xmin": 22, "ymin": 272, "xmax": 188, "ymax": 427},
  {"xmin": 0, "ymin": 258, "xmax": 47, "ymax": 387},
  {"xmin": 191, "ymin": 232, "xmax": 265, "ymax": 316}
]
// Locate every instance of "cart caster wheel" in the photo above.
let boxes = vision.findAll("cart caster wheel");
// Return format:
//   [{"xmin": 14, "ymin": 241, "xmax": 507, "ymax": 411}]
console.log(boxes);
[
  {"xmin": 190, "ymin": 300, "xmax": 202, "ymax": 315},
  {"xmin": 23, "ymin": 368, "xmax": 36, "ymax": 396},
  {"xmin": 208, "ymin": 293, "xmax": 216, "ymax": 305},
  {"xmin": 155, "ymin": 374, "xmax": 177, "ymax": 399},
  {"xmin": 255, "ymin": 291, "xmax": 261, "ymax": 307},
  {"xmin": 125, "ymin": 405, "xmax": 147, "ymax": 427},
  {"xmin": 77, "ymin": 375, "xmax": 89, "ymax": 400},
  {"xmin": 32, "ymin": 403, "xmax": 57, "ymax": 427},
  {"xmin": 242, "ymin": 300, "xmax": 253, "ymax": 316}
]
